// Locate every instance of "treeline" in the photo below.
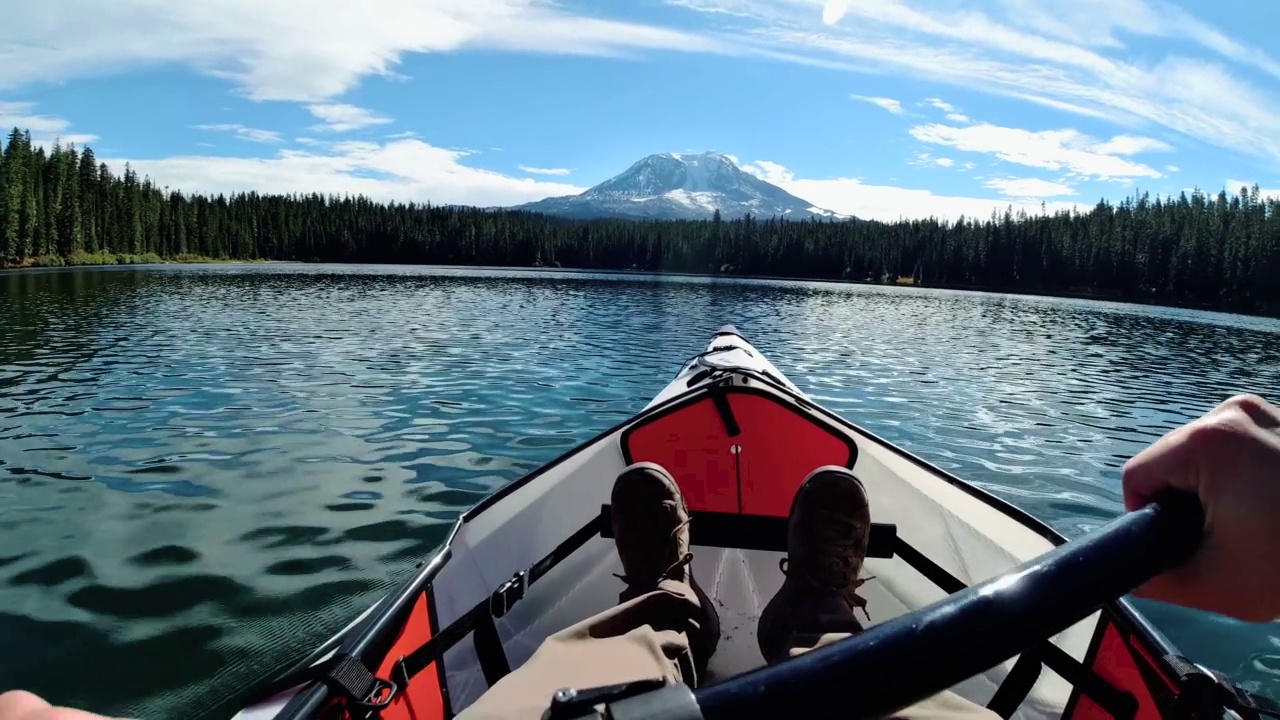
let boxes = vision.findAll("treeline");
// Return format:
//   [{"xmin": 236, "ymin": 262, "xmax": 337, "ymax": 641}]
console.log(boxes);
[{"xmin": 3, "ymin": 127, "xmax": 1279, "ymax": 316}]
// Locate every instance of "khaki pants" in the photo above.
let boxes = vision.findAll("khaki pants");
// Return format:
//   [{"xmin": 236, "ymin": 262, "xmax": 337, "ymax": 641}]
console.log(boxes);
[{"xmin": 460, "ymin": 580, "xmax": 999, "ymax": 720}]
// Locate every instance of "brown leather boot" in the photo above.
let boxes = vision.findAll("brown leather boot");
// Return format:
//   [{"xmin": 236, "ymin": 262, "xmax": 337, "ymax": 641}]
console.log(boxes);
[
  {"xmin": 610, "ymin": 462, "xmax": 720, "ymax": 680},
  {"xmin": 757, "ymin": 466, "xmax": 873, "ymax": 664}
]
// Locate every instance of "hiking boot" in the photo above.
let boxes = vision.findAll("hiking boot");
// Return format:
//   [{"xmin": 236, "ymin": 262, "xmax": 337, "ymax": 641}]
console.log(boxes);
[
  {"xmin": 757, "ymin": 465, "xmax": 873, "ymax": 664},
  {"xmin": 611, "ymin": 462, "xmax": 720, "ymax": 679}
]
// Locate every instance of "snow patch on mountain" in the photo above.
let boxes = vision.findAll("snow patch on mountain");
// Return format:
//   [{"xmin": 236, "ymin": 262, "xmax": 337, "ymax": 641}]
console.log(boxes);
[{"xmin": 512, "ymin": 151, "xmax": 851, "ymax": 221}]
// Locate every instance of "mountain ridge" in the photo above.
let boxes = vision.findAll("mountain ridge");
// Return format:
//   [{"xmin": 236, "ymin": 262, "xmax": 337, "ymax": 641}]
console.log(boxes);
[{"xmin": 511, "ymin": 151, "xmax": 851, "ymax": 221}]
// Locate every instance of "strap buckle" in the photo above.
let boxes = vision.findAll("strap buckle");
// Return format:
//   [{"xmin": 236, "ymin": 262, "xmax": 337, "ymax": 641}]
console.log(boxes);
[
  {"xmin": 490, "ymin": 570, "xmax": 527, "ymax": 619},
  {"xmin": 1166, "ymin": 655, "xmax": 1280, "ymax": 720},
  {"xmin": 306, "ymin": 654, "xmax": 399, "ymax": 714},
  {"xmin": 354, "ymin": 677, "xmax": 398, "ymax": 711}
]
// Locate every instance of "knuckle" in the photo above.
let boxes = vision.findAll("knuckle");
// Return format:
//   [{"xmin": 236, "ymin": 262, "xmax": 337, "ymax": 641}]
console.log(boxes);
[
  {"xmin": 1186, "ymin": 416, "xmax": 1238, "ymax": 447},
  {"xmin": 1223, "ymin": 393, "xmax": 1269, "ymax": 414}
]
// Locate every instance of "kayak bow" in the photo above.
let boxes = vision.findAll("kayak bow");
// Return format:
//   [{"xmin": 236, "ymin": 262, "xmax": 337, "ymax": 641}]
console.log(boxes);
[{"xmin": 232, "ymin": 326, "xmax": 1269, "ymax": 720}]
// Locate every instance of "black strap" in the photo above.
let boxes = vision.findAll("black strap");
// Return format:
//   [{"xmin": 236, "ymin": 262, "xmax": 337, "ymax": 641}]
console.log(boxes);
[
  {"xmin": 1165, "ymin": 654, "xmax": 1280, "ymax": 720},
  {"xmin": 473, "ymin": 611, "xmax": 511, "ymax": 686},
  {"xmin": 896, "ymin": 536, "xmax": 1137, "ymax": 720},
  {"xmin": 987, "ymin": 648, "xmax": 1042, "ymax": 719},
  {"xmin": 397, "ymin": 513, "xmax": 604, "ymax": 684},
  {"xmin": 709, "ymin": 385, "xmax": 741, "ymax": 437},
  {"xmin": 1040, "ymin": 641, "xmax": 1137, "ymax": 720},
  {"xmin": 250, "ymin": 653, "xmax": 396, "ymax": 711}
]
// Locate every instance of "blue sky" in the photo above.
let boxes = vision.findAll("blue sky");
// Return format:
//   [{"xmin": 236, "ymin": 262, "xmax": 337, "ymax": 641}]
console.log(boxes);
[{"xmin": 1, "ymin": 0, "xmax": 1277, "ymax": 221}]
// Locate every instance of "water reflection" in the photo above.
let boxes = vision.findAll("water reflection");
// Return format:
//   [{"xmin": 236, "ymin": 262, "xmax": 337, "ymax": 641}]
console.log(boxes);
[{"xmin": 1, "ymin": 264, "xmax": 1278, "ymax": 716}]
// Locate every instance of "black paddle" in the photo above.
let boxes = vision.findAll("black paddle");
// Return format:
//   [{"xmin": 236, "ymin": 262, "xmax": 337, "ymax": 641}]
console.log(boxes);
[{"xmin": 581, "ymin": 491, "xmax": 1205, "ymax": 720}]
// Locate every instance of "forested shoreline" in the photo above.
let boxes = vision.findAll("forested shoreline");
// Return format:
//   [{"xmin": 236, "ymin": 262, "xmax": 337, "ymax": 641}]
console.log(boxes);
[{"xmin": 3, "ymin": 127, "xmax": 1279, "ymax": 317}]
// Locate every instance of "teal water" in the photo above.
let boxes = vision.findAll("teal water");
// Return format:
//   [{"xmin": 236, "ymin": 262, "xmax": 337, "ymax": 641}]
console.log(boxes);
[{"xmin": 2, "ymin": 264, "xmax": 1279, "ymax": 718}]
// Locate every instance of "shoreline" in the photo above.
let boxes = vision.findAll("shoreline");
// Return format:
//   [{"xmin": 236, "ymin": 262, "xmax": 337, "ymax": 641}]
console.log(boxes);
[{"xmin": 4, "ymin": 258, "xmax": 1275, "ymax": 322}]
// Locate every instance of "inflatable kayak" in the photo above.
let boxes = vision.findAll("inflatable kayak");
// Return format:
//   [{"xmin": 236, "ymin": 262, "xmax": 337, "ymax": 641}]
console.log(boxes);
[{"xmin": 233, "ymin": 327, "xmax": 1271, "ymax": 720}]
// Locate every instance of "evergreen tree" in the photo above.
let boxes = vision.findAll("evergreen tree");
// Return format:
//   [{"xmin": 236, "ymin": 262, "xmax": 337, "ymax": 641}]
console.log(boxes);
[{"xmin": 2, "ymin": 127, "xmax": 1279, "ymax": 317}]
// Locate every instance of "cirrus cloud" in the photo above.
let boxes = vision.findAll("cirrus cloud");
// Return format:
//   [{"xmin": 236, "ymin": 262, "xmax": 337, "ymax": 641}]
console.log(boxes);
[
  {"xmin": 0, "ymin": 0, "xmax": 728, "ymax": 103},
  {"xmin": 669, "ymin": 0, "xmax": 1280, "ymax": 163},
  {"xmin": 910, "ymin": 122, "xmax": 1166, "ymax": 180},
  {"xmin": 850, "ymin": 94, "xmax": 904, "ymax": 114}
]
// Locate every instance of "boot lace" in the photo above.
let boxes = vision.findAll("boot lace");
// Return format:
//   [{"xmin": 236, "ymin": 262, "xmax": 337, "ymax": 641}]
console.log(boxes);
[
  {"xmin": 614, "ymin": 516, "xmax": 693, "ymax": 587},
  {"xmin": 780, "ymin": 504, "xmax": 873, "ymax": 620}
]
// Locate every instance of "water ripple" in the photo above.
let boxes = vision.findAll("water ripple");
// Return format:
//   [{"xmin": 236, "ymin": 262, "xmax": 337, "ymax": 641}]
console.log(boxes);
[{"xmin": 2, "ymin": 265, "xmax": 1279, "ymax": 715}]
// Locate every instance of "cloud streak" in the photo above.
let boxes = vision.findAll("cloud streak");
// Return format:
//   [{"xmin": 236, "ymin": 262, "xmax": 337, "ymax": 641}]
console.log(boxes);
[
  {"xmin": 670, "ymin": 0, "xmax": 1280, "ymax": 162},
  {"xmin": 910, "ymin": 122, "xmax": 1166, "ymax": 180},
  {"xmin": 194, "ymin": 123, "xmax": 283, "ymax": 143},
  {"xmin": 984, "ymin": 177, "xmax": 1077, "ymax": 198},
  {"xmin": 307, "ymin": 103, "xmax": 393, "ymax": 132},
  {"xmin": 104, "ymin": 139, "xmax": 586, "ymax": 208},
  {"xmin": 850, "ymin": 94, "xmax": 904, "ymax": 114},
  {"xmin": 518, "ymin": 165, "xmax": 572, "ymax": 176},
  {"xmin": 739, "ymin": 158, "xmax": 1078, "ymax": 221},
  {"xmin": 0, "ymin": 0, "xmax": 728, "ymax": 103},
  {"xmin": 0, "ymin": 102, "xmax": 97, "ymax": 146}
]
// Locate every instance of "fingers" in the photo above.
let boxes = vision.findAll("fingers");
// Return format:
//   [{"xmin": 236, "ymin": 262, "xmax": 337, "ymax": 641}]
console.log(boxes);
[
  {"xmin": 1122, "ymin": 394, "xmax": 1278, "ymax": 512},
  {"xmin": 1121, "ymin": 421, "xmax": 1202, "ymax": 511},
  {"xmin": 1210, "ymin": 394, "xmax": 1280, "ymax": 429},
  {"xmin": 0, "ymin": 692, "xmax": 51, "ymax": 718},
  {"xmin": 0, "ymin": 691, "xmax": 120, "ymax": 720}
]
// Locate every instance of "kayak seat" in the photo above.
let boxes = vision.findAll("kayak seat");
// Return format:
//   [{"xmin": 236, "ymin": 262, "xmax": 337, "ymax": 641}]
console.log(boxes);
[{"xmin": 599, "ymin": 504, "xmax": 898, "ymax": 559}]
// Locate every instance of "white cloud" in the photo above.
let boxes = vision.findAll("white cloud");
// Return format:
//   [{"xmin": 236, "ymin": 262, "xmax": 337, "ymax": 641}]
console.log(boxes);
[
  {"xmin": 1001, "ymin": 0, "xmax": 1280, "ymax": 80},
  {"xmin": 822, "ymin": 0, "xmax": 850, "ymax": 25},
  {"xmin": 945, "ymin": 112, "xmax": 970, "ymax": 123},
  {"xmin": 926, "ymin": 97, "xmax": 957, "ymax": 113},
  {"xmin": 850, "ymin": 94, "xmax": 904, "ymax": 114},
  {"xmin": 1092, "ymin": 134, "xmax": 1172, "ymax": 155},
  {"xmin": 0, "ymin": 0, "xmax": 726, "ymax": 103},
  {"xmin": 910, "ymin": 122, "xmax": 1164, "ymax": 180},
  {"xmin": 669, "ymin": 0, "xmax": 1280, "ymax": 162},
  {"xmin": 1165, "ymin": 164, "xmax": 1179, "ymax": 173},
  {"xmin": 984, "ymin": 177, "xmax": 1077, "ymax": 197},
  {"xmin": 739, "ymin": 158, "xmax": 1077, "ymax": 221},
  {"xmin": 307, "ymin": 103, "xmax": 393, "ymax": 132},
  {"xmin": 934, "ymin": 157, "xmax": 954, "ymax": 167},
  {"xmin": 961, "ymin": 161, "xmax": 976, "ymax": 170},
  {"xmin": 194, "ymin": 123, "xmax": 282, "ymax": 143},
  {"xmin": 1225, "ymin": 179, "xmax": 1280, "ymax": 201},
  {"xmin": 103, "ymin": 138, "xmax": 585, "ymax": 208},
  {"xmin": 0, "ymin": 101, "xmax": 97, "ymax": 146},
  {"xmin": 518, "ymin": 165, "xmax": 572, "ymax": 176}
]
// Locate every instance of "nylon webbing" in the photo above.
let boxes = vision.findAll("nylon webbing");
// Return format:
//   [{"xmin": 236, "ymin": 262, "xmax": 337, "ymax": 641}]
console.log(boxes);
[
  {"xmin": 397, "ymin": 513, "xmax": 604, "ymax": 683},
  {"xmin": 895, "ymin": 536, "xmax": 1137, "ymax": 720},
  {"xmin": 1164, "ymin": 654, "xmax": 1280, "ymax": 720},
  {"xmin": 246, "ymin": 653, "xmax": 396, "ymax": 712}
]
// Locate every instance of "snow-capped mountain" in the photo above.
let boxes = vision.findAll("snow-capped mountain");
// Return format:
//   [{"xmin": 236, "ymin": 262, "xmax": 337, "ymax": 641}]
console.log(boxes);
[{"xmin": 512, "ymin": 152, "xmax": 849, "ymax": 221}]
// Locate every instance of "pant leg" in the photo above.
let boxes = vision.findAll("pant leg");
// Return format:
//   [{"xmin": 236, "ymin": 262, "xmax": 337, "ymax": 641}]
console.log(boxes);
[
  {"xmin": 458, "ymin": 579, "xmax": 703, "ymax": 719},
  {"xmin": 787, "ymin": 633, "xmax": 1001, "ymax": 720}
]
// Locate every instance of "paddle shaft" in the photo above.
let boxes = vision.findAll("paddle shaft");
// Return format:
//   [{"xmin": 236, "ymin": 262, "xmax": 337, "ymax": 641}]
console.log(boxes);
[{"xmin": 692, "ymin": 492, "xmax": 1204, "ymax": 720}]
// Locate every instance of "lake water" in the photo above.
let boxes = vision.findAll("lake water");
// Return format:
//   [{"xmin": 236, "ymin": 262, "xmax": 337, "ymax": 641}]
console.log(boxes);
[{"xmin": 2, "ymin": 264, "xmax": 1279, "ymax": 718}]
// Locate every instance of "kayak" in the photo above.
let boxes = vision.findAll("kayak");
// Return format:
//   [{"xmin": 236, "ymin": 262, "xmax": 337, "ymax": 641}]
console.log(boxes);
[{"xmin": 232, "ymin": 327, "xmax": 1269, "ymax": 720}]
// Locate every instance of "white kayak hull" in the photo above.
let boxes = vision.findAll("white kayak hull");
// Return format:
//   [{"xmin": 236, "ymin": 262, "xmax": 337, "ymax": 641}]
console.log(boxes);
[{"xmin": 234, "ymin": 326, "xmax": 1199, "ymax": 720}]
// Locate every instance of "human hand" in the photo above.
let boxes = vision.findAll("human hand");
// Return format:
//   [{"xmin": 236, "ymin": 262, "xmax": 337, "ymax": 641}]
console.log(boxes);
[
  {"xmin": 1122, "ymin": 394, "xmax": 1280, "ymax": 622},
  {"xmin": 0, "ymin": 691, "xmax": 121, "ymax": 719}
]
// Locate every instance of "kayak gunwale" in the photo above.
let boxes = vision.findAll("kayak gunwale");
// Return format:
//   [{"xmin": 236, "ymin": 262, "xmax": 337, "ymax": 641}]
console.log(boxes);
[{"xmin": 257, "ymin": 330, "xmax": 1186, "ymax": 720}]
